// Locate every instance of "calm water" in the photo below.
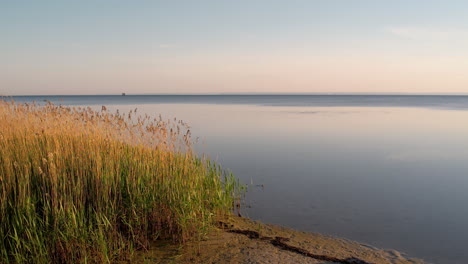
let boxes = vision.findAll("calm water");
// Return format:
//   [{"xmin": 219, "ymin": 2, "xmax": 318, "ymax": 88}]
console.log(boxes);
[{"xmin": 10, "ymin": 95, "xmax": 468, "ymax": 264}]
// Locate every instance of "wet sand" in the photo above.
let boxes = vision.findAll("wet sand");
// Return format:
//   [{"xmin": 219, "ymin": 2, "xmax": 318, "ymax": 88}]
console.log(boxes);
[{"xmin": 134, "ymin": 216, "xmax": 426, "ymax": 264}]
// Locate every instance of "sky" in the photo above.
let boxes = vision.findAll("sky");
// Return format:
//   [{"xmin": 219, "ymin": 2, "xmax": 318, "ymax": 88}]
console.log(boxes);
[{"xmin": 1, "ymin": 0, "xmax": 468, "ymax": 95}]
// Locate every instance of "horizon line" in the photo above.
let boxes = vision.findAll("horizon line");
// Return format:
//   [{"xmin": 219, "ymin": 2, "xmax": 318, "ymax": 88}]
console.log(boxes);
[{"xmin": 5, "ymin": 92, "xmax": 468, "ymax": 97}]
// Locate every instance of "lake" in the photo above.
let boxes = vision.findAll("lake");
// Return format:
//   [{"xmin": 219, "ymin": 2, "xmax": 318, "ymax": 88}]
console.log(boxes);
[{"xmin": 10, "ymin": 95, "xmax": 468, "ymax": 264}]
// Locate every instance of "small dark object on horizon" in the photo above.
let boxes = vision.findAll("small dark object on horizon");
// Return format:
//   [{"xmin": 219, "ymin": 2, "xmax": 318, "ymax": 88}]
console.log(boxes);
[{"xmin": 122, "ymin": 93, "xmax": 126, "ymax": 96}]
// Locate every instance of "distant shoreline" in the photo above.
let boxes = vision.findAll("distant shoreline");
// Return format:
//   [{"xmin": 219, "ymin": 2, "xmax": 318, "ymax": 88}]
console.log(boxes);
[
  {"xmin": 6, "ymin": 93, "xmax": 468, "ymax": 97},
  {"xmin": 7, "ymin": 94, "xmax": 468, "ymax": 112}
]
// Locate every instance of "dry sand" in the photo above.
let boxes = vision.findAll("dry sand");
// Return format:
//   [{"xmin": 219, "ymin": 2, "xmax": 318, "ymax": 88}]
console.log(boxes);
[{"xmin": 134, "ymin": 216, "xmax": 426, "ymax": 264}]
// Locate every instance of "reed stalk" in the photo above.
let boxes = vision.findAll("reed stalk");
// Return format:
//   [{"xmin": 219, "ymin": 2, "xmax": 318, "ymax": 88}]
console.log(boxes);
[{"xmin": 0, "ymin": 99, "xmax": 240, "ymax": 263}]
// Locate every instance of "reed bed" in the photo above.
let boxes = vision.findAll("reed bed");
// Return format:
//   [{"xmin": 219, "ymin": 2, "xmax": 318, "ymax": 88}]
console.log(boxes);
[{"xmin": 0, "ymin": 99, "xmax": 241, "ymax": 263}]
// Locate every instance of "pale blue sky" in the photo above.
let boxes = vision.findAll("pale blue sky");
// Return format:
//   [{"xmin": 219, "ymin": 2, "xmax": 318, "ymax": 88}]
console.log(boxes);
[{"xmin": 2, "ymin": 1, "xmax": 468, "ymax": 95}]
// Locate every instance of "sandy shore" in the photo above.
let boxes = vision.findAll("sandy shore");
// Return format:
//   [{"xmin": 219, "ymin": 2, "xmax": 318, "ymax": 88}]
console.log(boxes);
[{"xmin": 133, "ymin": 216, "xmax": 426, "ymax": 264}]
